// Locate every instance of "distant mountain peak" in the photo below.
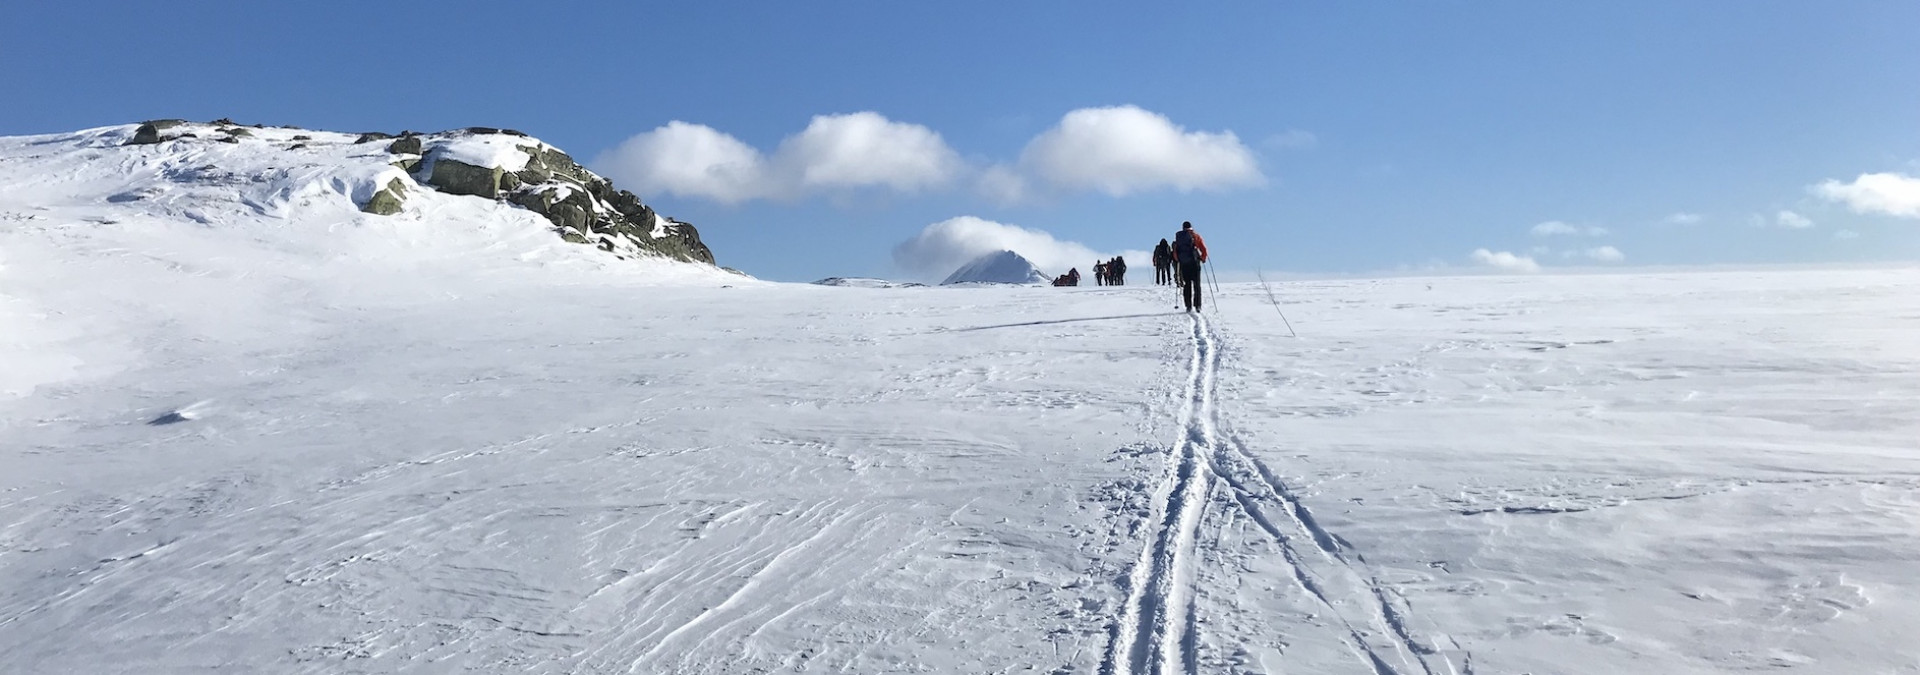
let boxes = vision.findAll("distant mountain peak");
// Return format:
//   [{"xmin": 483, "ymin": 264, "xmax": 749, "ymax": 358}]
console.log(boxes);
[{"xmin": 941, "ymin": 250, "xmax": 1049, "ymax": 285}]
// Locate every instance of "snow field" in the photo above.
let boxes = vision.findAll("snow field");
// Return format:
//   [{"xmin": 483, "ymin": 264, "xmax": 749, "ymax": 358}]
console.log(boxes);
[
  {"xmin": 4, "ymin": 124, "xmax": 1920, "ymax": 673},
  {"xmin": 2, "ymin": 265, "xmax": 1917, "ymax": 673}
]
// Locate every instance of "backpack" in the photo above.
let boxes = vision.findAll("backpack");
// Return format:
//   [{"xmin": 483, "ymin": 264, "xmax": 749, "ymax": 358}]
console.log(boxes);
[{"xmin": 1173, "ymin": 230, "xmax": 1199, "ymax": 264}]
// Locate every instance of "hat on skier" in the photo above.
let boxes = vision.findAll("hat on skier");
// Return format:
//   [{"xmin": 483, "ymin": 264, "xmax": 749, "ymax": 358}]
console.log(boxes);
[{"xmin": 1181, "ymin": 221, "xmax": 1192, "ymax": 230}]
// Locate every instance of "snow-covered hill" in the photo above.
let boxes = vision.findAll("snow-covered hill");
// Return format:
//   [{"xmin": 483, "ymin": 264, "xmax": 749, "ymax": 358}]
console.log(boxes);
[
  {"xmin": 0, "ymin": 120, "xmax": 721, "ymax": 268},
  {"xmin": 941, "ymin": 249, "xmax": 1049, "ymax": 285}
]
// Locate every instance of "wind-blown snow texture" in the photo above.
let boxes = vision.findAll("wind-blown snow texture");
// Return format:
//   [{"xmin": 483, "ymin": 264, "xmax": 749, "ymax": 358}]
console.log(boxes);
[
  {"xmin": 4, "ymin": 128, "xmax": 1920, "ymax": 674},
  {"xmin": 941, "ymin": 249, "xmax": 1050, "ymax": 285}
]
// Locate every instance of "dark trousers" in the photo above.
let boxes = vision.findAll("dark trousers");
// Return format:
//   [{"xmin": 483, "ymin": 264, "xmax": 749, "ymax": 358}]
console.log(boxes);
[{"xmin": 1178, "ymin": 262, "xmax": 1203, "ymax": 310}]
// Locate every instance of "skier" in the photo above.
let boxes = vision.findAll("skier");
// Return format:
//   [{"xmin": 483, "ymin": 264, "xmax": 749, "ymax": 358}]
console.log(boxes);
[
  {"xmin": 1152, "ymin": 239, "xmax": 1172, "ymax": 285},
  {"xmin": 1172, "ymin": 221, "xmax": 1209, "ymax": 311}
]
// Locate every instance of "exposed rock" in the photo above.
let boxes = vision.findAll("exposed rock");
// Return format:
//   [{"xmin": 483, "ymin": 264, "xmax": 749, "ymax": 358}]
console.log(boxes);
[
  {"xmin": 291, "ymin": 135, "xmax": 311, "ymax": 141},
  {"xmin": 126, "ymin": 119, "xmax": 189, "ymax": 145},
  {"xmin": 223, "ymin": 127, "xmax": 253, "ymax": 138},
  {"xmin": 289, "ymin": 144, "xmax": 307, "ymax": 150},
  {"xmin": 425, "ymin": 159, "xmax": 504, "ymax": 199},
  {"xmin": 379, "ymin": 129, "xmax": 722, "ymax": 265},
  {"xmin": 217, "ymin": 136, "xmax": 241, "ymax": 144},
  {"xmin": 361, "ymin": 177, "xmax": 407, "ymax": 215},
  {"xmin": 355, "ymin": 132, "xmax": 393, "ymax": 144},
  {"xmin": 386, "ymin": 136, "xmax": 422, "ymax": 156}
]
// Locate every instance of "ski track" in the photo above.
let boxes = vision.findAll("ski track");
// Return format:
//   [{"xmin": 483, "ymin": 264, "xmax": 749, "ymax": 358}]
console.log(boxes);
[{"xmin": 1106, "ymin": 313, "xmax": 1466, "ymax": 675}]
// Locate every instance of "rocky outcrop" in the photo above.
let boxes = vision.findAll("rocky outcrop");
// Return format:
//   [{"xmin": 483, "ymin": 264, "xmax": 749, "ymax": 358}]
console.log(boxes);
[
  {"xmin": 409, "ymin": 129, "xmax": 716, "ymax": 265},
  {"xmin": 116, "ymin": 119, "xmax": 718, "ymax": 267}
]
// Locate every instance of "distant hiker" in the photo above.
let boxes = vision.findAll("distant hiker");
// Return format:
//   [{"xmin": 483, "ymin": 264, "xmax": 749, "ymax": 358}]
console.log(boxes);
[
  {"xmin": 1172, "ymin": 221, "xmax": 1209, "ymax": 311},
  {"xmin": 1068, "ymin": 267, "xmax": 1081, "ymax": 286},
  {"xmin": 1152, "ymin": 239, "xmax": 1173, "ymax": 285},
  {"xmin": 1094, "ymin": 260, "xmax": 1107, "ymax": 286},
  {"xmin": 1111, "ymin": 256, "xmax": 1127, "ymax": 286}
]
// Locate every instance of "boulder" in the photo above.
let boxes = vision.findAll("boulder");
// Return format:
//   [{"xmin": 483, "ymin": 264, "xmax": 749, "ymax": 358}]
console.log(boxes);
[
  {"xmin": 550, "ymin": 203, "xmax": 590, "ymax": 233},
  {"xmin": 361, "ymin": 177, "xmax": 407, "ymax": 215},
  {"xmin": 126, "ymin": 119, "xmax": 189, "ymax": 145},
  {"xmin": 425, "ymin": 158, "xmax": 504, "ymax": 199},
  {"xmin": 386, "ymin": 136, "xmax": 423, "ymax": 155},
  {"xmin": 354, "ymin": 132, "xmax": 393, "ymax": 144},
  {"xmin": 222, "ymin": 127, "xmax": 253, "ymax": 138}
]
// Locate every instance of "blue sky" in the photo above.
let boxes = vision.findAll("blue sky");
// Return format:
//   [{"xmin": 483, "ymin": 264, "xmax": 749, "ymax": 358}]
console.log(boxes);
[{"xmin": 5, "ymin": 1, "xmax": 1917, "ymax": 281}]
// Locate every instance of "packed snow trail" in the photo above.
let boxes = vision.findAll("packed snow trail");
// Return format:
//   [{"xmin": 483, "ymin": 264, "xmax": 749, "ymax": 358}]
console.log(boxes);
[
  {"xmin": 1107, "ymin": 312, "xmax": 1466, "ymax": 675},
  {"xmin": 1105, "ymin": 314, "xmax": 1216, "ymax": 675}
]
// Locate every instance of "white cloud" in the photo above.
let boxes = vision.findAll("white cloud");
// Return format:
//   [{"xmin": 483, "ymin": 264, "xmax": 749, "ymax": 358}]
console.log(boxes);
[
  {"xmin": 595, "ymin": 106, "xmax": 1268, "ymax": 205},
  {"xmin": 1834, "ymin": 229, "xmax": 1860, "ymax": 240},
  {"xmin": 590, "ymin": 121, "xmax": 770, "ymax": 204},
  {"xmin": 1813, "ymin": 172, "xmax": 1920, "ymax": 218},
  {"xmin": 1471, "ymin": 249, "xmax": 1541, "ymax": 273},
  {"xmin": 1664, "ymin": 212, "xmax": 1703, "ymax": 225},
  {"xmin": 1018, "ymin": 105, "xmax": 1264, "ymax": 197},
  {"xmin": 1530, "ymin": 220, "xmax": 1609, "ymax": 237},
  {"xmin": 775, "ymin": 112, "xmax": 963, "ymax": 192},
  {"xmin": 1264, "ymin": 129, "xmax": 1318, "ymax": 150},
  {"xmin": 1776, "ymin": 210, "xmax": 1814, "ymax": 229},
  {"xmin": 892, "ymin": 216, "xmax": 1105, "ymax": 283},
  {"xmin": 1584, "ymin": 245, "xmax": 1625, "ymax": 262},
  {"xmin": 592, "ymin": 113, "xmax": 963, "ymax": 203}
]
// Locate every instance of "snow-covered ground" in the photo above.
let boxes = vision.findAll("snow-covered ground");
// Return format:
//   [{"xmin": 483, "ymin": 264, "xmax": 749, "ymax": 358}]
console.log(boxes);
[{"xmin": 4, "ymin": 127, "xmax": 1920, "ymax": 674}]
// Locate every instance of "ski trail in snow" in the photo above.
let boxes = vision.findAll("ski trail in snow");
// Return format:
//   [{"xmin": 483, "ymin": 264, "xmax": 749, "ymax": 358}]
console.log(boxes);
[
  {"xmin": 1104, "ymin": 314, "xmax": 1215, "ymax": 675},
  {"xmin": 624, "ymin": 505, "xmax": 856, "ymax": 672},
  {"xmin": 1197, "ymin": 317, "xmax": 1460, "ymax": 675}
]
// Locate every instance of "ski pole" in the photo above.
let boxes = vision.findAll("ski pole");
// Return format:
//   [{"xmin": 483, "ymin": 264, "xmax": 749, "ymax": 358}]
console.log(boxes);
[
  {"xmin": 1174, "ymin": 262, "xmax": 1186, "ymax": 309},
  {"xmin": 1256, "ymin": 269, "xmax": 1298, "ymax": 337},
  {"xmin": 1204, "ymin": 261, "xmax": 1221, "ymax": 313}
]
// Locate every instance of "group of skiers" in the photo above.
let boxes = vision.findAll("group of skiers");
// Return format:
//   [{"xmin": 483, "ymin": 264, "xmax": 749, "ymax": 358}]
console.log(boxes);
[
  {"xmin": 1093, "ymin": 257, "xmax": 1128, "ymax": 285},
  {"xmin": 1051, "ymin": 221, "xmax": 1210, "ymax": 311}
]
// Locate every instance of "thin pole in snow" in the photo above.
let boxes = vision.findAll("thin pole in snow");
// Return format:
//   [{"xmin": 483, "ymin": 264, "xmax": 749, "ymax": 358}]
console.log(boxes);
[
  {"xmin": 1204, "ymin": 261, "xmax": 1221, "ymax": 314},
  {"xmin": 1256, "ymin": 269, "xmax": 1298, "ymax": 337}
]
